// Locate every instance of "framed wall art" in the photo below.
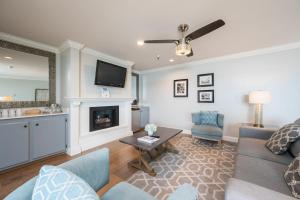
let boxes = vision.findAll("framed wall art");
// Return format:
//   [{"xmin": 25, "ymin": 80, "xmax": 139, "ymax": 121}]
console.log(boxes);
[
  {"xmin": 198, "ymin": 90, "xmax": 214, "ymax": 103},
  {"xmin": 197, "ymin": 73, "xmax": 214, "ymax": 87},
  {"xmin": 174, "ymin": 79, "xmax": 188, "ymax": 97}
]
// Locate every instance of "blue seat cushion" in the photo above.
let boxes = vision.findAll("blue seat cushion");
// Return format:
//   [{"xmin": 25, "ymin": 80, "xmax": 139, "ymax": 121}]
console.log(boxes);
[
  {"xmin": 32, "ymin": 165, "xmax": 100, "ymax": 200},
  {"xmin": 191, "ymin": 125, "xmax": 223, "ymax": 138},
  {"xmin": 167, "ymin": 183, "xmax": 198, "ymax": 200},
  {"xmin": 102, "ymin": 182, "xmax": 155, "ymax": 200}
]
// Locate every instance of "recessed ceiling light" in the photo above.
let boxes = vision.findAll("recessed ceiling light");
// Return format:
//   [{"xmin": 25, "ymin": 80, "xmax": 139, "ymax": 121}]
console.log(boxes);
[
  {"xmin": 169, "ymin": 59, "xmax": 174, "ymax": 62},
  {"xmin": 137, "ymin": 40, "xmax": 144, "ymax": 46},
  {"xmin": 8, "ymin": 65, "xmax": 14, "ymax": 69},
  {"xmin": 4, "ymin": 56, "xmax": 13, "ymax": 60}
]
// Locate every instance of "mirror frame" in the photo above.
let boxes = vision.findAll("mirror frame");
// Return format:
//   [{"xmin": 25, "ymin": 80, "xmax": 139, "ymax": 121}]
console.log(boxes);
[
  {"xmin": 132, "ymin": 73, "xmax": 139, "ymax": 104},
  {"xmin": 0, "ymin": 40, "xmax": 56, "ymax": 108}
]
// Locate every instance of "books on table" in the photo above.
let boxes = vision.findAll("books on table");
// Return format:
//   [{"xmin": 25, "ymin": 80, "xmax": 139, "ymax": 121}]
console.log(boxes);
[{"xmin": 137, "ymin": 136, "xmax": 159, "ymax": 144}]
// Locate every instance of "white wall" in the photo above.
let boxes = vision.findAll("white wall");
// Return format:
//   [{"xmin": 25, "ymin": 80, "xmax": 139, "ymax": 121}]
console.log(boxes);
[
  {"xmin": 80, "ymin": 49, "xmax": 132, "ymax": 99},
  {"xmin": 141, "ymin": 48, "xmax": 300, "ymax": 140},
  {"xmin": 60, "ymin": 43, "xmax": 134, "ymax": 155}
]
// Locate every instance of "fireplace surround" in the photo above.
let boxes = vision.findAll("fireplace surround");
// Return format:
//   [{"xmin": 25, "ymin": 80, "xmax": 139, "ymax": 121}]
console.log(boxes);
[{"xmin": 89, "ymin": 106, "xmax": 119, "ymax": 132}]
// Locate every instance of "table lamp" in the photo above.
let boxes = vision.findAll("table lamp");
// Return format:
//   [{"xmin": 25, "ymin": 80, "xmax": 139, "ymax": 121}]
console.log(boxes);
[{"xmin": 249, "ymin": 91, "xmax": 271, "ymax": 128}]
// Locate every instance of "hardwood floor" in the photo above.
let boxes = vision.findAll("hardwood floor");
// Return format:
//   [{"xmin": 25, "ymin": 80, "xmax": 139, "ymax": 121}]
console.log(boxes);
[{"xmin": 0, "ymin": 139, "xmax": 140, "ymax": 199}]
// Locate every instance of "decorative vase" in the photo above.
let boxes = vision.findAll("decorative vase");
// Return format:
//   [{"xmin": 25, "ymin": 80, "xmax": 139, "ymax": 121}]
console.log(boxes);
[
  {"xmin": 147, "ymin": 130, "xmax": 154, "ymax": 136},
  {"xmin": 145, "ymin": 124, "xmax": 157, "ymax": 136}
]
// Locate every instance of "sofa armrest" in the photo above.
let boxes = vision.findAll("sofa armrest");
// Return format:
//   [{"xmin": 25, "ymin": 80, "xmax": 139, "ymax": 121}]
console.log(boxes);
[
  {"xmin": 225, "ymin": 178, "xmax": 296, "ymax": 200},
  {"xmin": 239, "ymin": 126, "xmax": 276, "ymax": 140},
  {"xmin": 59, "ymin": 148, "xmax": 109, "ymax": 191},
  {"xmin": 167, "ymin": 184, "xmax": 198, "ymax": 200},
  {"xmin": 4, "ymin": 148, "xmax": 109, "ymax": 200}
]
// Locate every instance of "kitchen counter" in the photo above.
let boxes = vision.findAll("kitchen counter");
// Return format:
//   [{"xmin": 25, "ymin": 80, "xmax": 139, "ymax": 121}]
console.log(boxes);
[{"xmin": 0, "ymin": 112, "xmax": 68, "ymax": 121}]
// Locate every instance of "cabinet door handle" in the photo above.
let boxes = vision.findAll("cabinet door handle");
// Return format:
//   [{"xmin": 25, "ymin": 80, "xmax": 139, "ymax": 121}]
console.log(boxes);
[
  {"xmin": 36, "ymin": 123, "xmax": 39, "ymax": 126},
  {"xmin": 24, "ymin": 125, "xmax": 28, "ymax": 128}
]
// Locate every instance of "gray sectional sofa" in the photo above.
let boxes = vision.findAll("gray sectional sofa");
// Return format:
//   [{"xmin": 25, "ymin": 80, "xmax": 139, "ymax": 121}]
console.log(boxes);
[{"xmin": 225, "ymin": 119, "xmax": 300, "ymax": 200}]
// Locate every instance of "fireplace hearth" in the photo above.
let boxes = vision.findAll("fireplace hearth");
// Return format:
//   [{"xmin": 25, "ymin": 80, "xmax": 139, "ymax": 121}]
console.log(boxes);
[{"xmin": 90, "ymin": 106, "xmax": 119, "ymax": 132}]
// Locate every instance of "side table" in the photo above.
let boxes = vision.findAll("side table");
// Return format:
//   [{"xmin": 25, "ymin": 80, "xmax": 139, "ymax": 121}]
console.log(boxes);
[{"xmin": 239, "ymin": 123, "xmax": 279, "ymax": 140}]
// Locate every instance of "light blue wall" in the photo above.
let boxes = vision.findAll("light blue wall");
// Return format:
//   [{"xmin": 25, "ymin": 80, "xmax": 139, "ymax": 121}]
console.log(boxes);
[
  {"xmin": 141, "ymin": 48, "xmax": 300, "ymax": 139},
  {"xmin": 0, "ymin": 78, "xmax": 48, "ymax": 101}
]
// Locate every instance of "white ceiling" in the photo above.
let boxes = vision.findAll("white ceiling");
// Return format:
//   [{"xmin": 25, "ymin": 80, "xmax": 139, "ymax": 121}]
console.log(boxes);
[{"xmin": 0, "ymin": 0, "xmax": 300, "ymax": 71}]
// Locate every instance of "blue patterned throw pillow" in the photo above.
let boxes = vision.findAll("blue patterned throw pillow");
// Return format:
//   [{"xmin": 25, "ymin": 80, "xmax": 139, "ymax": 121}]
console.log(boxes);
[
  {"xmin": 200, "ymin": 111, "xmax": 218, "ymax": 126},
  {"xmin": 32, "ymin": 165, "xmax": 100, "ymax": 200}
]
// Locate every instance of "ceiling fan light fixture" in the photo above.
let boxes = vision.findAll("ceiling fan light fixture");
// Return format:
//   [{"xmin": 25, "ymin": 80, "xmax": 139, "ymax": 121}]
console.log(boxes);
[
  {"xmin": 137, "ymin": 40, "xmax": 144, "ymax": 46},
  {"xmin": 175, "ymin": 42, "xmax": 191, "ymax": 56}
]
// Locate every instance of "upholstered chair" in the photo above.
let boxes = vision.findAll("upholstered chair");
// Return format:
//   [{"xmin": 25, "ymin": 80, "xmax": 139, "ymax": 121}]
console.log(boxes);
[{"xmin": 191, "ymin": 111, "xmax": 224, "ymax": 144}]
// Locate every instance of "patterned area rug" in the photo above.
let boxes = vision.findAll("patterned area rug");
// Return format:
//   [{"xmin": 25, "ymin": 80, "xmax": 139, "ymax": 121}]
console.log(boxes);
[{"xmin": 127, "ymin": 135, "xmax": 236, "ymax": 200}]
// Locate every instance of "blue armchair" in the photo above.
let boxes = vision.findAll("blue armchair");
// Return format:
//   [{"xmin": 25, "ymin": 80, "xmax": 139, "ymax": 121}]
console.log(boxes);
[
  {"xmin": 191, "ymin": 111, "xmax": 224, "ymax": 144},
  {"xmin": 4, "ymin": 148, "xmax": 198, "ymax": 200}
]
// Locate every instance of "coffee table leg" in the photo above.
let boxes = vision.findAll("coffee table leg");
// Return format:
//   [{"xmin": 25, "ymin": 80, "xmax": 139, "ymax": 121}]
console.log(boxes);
[
  {"xmin": 128, "ymin": 149, "xmax": 156, "ymax": 176},
  {"xmin": 165, "ymin": 141, "xmax": 179, "ymax": 154}
]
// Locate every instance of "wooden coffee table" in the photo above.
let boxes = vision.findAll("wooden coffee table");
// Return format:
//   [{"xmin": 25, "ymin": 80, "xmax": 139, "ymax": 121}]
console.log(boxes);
[{"xmin": 119, "ymin": 127, "xmax": 182, "ymax": 176}]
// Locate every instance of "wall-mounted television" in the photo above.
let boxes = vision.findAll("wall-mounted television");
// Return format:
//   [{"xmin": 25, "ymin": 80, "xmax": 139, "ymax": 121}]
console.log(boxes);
[{"xmin": 94, "ymin": 60, "xmax": 127, "ymax": 88}]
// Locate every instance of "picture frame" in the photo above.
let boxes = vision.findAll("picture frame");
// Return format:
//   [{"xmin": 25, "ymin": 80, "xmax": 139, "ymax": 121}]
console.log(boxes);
[
  {"xmin": 197, "ymin": 73, "xmax": 214, "ymax": 87},
  {"xmin": 35, "ymin": 89, "xmax": 49, "ymax": 101},
  {"xmin": 198, "ymin": 90, "xmax": 214, "ymax": 103},
  {"xmin": 173, "ymin": 79, "xmax": 188, "ymax": 97}
]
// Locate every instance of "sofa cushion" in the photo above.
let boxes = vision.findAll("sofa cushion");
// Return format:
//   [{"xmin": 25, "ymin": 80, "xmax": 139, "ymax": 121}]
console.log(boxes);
[
  {"xmin": 284, "ymin": 155, "xmax": 300, "ymax": 198},
  {"xmin": 234, "ymin": 154, "xmax": 291, "ymax": 196},
  {"xmin": 238, "ymin": 138, "xmax": 293, "ymax": 165},
  {"xmin": 266, "ymin": 123, "xmax": 300, "ymax": 154},
  {"xmin": 102, "ymin": 182, "xmax": 155, "ymax": 200},
  {"xmin": 32, "ymin": 165, "xmax": 100, "ymax": 200},
  {"xmin": 225, "ymin": 178, "xmax": 297, "ymax": 200},
  {"xmin": 191, "ymin": 125, "xmax": 222, "ymax": 137},
  {"xmin": 289, "ymin": 139, "xmax": 300, "ymax": 158}
]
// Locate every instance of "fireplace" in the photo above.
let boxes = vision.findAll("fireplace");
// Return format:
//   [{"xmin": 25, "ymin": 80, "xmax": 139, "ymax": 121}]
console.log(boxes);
[{"xmin": 89, "ymin": 106, "xmax": 119, "ymax": 132}]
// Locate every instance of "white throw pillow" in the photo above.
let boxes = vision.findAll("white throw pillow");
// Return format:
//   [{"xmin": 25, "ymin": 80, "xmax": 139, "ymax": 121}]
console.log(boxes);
[{"xmin": 32, "ymin": 165, "xmax": 100, "ymax": 200}]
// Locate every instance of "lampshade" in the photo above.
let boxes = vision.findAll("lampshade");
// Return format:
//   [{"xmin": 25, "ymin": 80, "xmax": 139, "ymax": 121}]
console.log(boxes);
[{"xmin": 249, "ymin": 91, "xmax": 271, "ymax": 104}]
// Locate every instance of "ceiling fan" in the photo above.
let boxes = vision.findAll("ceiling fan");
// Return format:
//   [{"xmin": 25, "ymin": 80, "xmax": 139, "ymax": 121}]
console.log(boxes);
[{"xmin": 142, "ymin": 19, "xmax": 225, "ymax": 57}]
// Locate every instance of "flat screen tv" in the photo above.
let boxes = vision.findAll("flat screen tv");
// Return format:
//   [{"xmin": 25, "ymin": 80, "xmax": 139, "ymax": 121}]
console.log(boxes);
[{"xmin": 95, "ymin": 60, "xmax": 127, "ymax": 88}]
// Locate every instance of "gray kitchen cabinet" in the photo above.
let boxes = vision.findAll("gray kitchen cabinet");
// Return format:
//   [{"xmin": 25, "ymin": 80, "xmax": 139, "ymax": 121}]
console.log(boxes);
[
  {"xmin": 132, "ymin": 106, "xmax": 149, "ymax": 132},
  {"xmin": 30, "ymin": 116, "xmax": 67, "ymax": 160},
  {"xmin": 0, "ymin": 114, "xmax": 68, "ymax": 171},
  {"xmin": 0, "ymin": 122, "xmax": 30, "ymax": 169}
]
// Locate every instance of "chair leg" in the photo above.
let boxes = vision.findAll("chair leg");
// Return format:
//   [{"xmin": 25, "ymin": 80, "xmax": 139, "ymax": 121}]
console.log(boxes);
[{"xmin": 218, "ymin": 140, "xmax": 222, "ymax": 147}]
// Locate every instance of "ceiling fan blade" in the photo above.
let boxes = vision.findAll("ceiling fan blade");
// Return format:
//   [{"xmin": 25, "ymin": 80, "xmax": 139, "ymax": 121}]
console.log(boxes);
[
  {"xmin": 186, "ymin": 49, "xmax": 194, "ymax": 57},
  {"xmin": 186, "ymin": 19, "xmax": 225, "ymax": 41},
  {"xmin": 144, "ymin": 40, "xmax": 178, "ymax": 44}
]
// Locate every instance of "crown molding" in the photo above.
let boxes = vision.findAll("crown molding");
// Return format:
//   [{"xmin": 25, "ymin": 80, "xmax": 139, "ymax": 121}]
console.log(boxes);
[
  {"xmin": 132, "ymin": 69, "xmax": 141, "ymax": 74},
  {"xmin": 140, "ymin": 41, "xmax": 300, "ymax": 74},
  {"xmin": 59, "ymin": 40, "xmax": 85, "ymax": 52},
  {"xmin": 0, "ymin": 32, "xmax": 59, "ymax": 53},
  {"xmin": 81, "ymin": 47, "xmax": 134, "ymax": 68}
]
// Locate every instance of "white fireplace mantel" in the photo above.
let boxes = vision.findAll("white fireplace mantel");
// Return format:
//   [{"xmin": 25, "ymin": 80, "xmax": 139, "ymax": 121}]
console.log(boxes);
[
  {"xmin": 65, "ymin": 96, "xmax": 133, "ymax": 156},
  {"xmin": 65, "ymin": 97, "xmax": 134, "ymax": 105}
]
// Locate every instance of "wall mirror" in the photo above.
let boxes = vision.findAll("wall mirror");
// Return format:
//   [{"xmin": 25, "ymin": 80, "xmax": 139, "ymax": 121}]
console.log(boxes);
[
  {"xmin": 0, "ymin": 40, "xmax": 56, "ymax": 108},
  {"xmin": 131, "ymin": 73, "xmax": 139, "ymax": 105}
]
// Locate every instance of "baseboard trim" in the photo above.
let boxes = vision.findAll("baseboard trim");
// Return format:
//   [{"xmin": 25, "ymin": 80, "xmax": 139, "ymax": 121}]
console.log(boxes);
[
  {"xmin": 222, "ymin": 136, "xmax": 239, "ymax": 143},
  {"xmin": 180, "ymin": 128, "xmax": 238, "ymax": 143}
]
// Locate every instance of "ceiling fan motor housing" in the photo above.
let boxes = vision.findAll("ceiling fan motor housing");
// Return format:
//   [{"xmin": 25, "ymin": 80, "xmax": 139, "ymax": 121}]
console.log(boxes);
[{"xmin": 176, "ymin": 40, "xmax": 192, "ymax": 56}]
